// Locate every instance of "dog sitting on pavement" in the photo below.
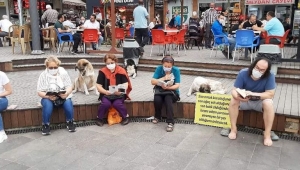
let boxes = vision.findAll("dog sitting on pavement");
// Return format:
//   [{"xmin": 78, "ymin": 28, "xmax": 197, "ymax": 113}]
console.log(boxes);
[
  {"xmin": 125, "ymin": 59, "xmax": 137, "ymax": 78},
  {"xmin": 187, "ymin": 76, "xmax": 226, "ymax": 96},
  {"xmin": 72, "ymin": 59, "xmax": 99, "ymax": 95}
]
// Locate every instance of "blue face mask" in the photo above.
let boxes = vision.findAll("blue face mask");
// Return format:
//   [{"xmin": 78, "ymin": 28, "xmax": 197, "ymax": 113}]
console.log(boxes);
[{"xmin": 163, "ymin": 66, "xmax": 172, "ymax": 72}]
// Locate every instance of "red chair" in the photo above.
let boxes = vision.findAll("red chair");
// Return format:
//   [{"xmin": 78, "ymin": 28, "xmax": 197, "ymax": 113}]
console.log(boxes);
[
  {"xmin": 150, "ymin": 29, "xmax": 168, "ymax": 57},
  {"xmin": 115, "ymin": 28, "xmax": 125, "ymax": 47},
  {"xmin": 173, "ymin": 29, "xmax": 187, "ymax": 56},
  {"xmin": 82, "ymin": 29, "xmax": 99, "ymax": 53},
  {"xmin": 265, "ymin": 29, "xmax": 290, "ymax": 58}
]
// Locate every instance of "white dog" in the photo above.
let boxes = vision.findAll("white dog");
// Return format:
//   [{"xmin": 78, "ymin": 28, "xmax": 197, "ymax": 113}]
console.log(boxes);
[
  {"xmin": 73, "ymin": 59, "xmax": 99, "ymax": 95},
  {"xmin": 187, "ymin": 76, "xmax": 226, "ymax": 96}
]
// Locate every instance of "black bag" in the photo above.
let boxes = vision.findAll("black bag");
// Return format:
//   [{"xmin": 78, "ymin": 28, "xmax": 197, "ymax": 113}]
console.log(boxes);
[
  {"xmin": 53, "ymin": 97, "xmax": 66, "ymax": 107},
  {"xmin": 256, "ymin": 52, "xmax": 281, "ymax": 64},
  {"xmin": 153, "ymin": 86, "xmax": 180, "ymax": 102}
]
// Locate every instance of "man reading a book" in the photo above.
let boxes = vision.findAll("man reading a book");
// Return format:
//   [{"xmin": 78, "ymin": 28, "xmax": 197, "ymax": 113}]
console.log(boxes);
[{"xmin": 228, "ymin": 58, "xmax": 276, "ymax": 146}]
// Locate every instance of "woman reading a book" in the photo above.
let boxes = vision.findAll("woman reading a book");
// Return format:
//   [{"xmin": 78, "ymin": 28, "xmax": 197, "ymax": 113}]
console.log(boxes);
[
  {"xmin": 151, "ymin": 56, "xmax": 180, "ymax": 132},
  {"xmin": 0, "ymin": 71, "xmax": 12, "ymax": 143},
  {"xmin": 37, "ymin": 56, "xmax": 76, "ymax": 135},
  {"xmin": 95, "ymin": 54, "xmax": 132, "ymax": 127}
]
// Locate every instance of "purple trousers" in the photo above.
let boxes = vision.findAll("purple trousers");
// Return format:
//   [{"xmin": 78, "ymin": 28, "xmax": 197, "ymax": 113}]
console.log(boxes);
[{"xmin": 97, "ymin": 97, "xmax": 127, "ymax": 119}]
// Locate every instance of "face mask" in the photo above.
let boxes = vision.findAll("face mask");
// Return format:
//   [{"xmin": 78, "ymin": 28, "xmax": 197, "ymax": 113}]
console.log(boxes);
[
  {"xmin": 163, "ymin": 66, "xmax": 172, "ymax": 72},
  {"xmin": 48, "ymin": 68, "xmax": 58, "ymax": 75},
  {"xmin": 252, "ymin": 68, "xmax": 263, "ymax": 79},
  {"xmin": 107, "ymin": 63, "xmax": 116, "ymax": 70},
  {"xmin": 210, "ymin": 7, "xmax": 214, "ymax": 9}
]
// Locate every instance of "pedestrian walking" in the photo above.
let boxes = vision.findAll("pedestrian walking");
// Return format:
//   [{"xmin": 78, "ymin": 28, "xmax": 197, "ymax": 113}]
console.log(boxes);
[{"xmin": 203, "ymin": 3, "xmax": 218, "ymax": 49}]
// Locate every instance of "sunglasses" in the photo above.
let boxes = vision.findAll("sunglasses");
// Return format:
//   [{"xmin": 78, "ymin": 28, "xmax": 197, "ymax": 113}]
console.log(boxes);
[{"xmin": 48, "ymin": 67, "xmax": 58, "ymax": 69}]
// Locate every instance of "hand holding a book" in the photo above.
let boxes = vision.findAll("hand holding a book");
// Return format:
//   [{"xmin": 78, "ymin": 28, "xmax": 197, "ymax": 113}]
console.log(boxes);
[
  {"xmin": 48, "ymin": 95, "xmax": 58, "ymax": 101},
  {"xmin": 59, "ymin": 93, "xmax": 69, "ymax": 99}
]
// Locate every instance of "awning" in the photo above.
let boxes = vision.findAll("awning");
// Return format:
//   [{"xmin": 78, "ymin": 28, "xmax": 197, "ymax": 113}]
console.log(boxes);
[
  {"xmin": 245, "ymin": 0, "xmax": 294, "ymax": 5},
  {"xmin": 63, "ymin": 0, "xmax": 86, "ymax": 7}
]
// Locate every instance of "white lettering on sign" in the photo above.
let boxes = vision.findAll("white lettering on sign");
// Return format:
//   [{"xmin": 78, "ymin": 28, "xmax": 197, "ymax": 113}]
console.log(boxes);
[{"xmin": 245, "ymin": 0, "xmax": 294, "ymax": 4}]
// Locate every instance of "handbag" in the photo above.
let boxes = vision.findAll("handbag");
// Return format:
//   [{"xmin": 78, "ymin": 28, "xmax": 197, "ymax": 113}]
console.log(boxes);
[
  {"xmin": 153, "ymin": 85, "xmax": 180, "ymax": 102},
  {"xmin": 107, "ymin": 107, "xmax": 122, "ymax": 125},
  {"xmin": 53, "ymin": 97, "xmax": 66, "ymax": 106}
]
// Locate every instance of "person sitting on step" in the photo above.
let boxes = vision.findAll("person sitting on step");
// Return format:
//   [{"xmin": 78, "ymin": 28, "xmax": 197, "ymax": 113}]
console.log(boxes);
[{"xmin": 225, "ymin": 58, "xmax": 277, "ymax": 146}]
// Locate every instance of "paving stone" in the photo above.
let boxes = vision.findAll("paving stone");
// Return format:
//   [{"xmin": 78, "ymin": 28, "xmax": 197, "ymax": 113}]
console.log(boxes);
[
  {"xmin": 91, "ymin": 156, "xmax": 129, "ymax": 170},
  {"xmin": 216, "ymin": 157, "xmax": 248, "ymax": 170},
  {"xmin": 199, "ymin": 130, "xmax": 232, "ymax": 155},
  {"xmin": 0, "ymin": 136, "xmax": 33, "ymax": 159},
  {"xmin": 223, "ymin": 141, "xmax": 256, "ymax": 162},
  {"xmin": 176, "ymin": 133, "xmax": 210, "ymax": 151},
  {"xmin": 1, "ymin": 162, "xmax": 30, "ymax": 170},
  {"xmin": 123, "ymin": 163, "xmax": 155, "ymax": 170},
  {"xmin": 155, "ymin": 148, "xmax": 197, "ymax": 170},
  {"xmin": 0, "ymin": 158, "xmax": 12, "ymax": 168},
  {"xmin": 279, "ymin": 140, "xmax": 300, "ymax": 170},
  {"xmin": 185, "ymin": 153, "xmax": 222, "ymax": 170},
  {"xmin": 156, "ymin": 131, "xmax": 189, "ymax": 148},
  {"xmin": 247, "ymin": 163, "xmax": 278, "ymax": 170},
  {"xmin": 250, "ymin": 144, "xmax": 281, "ymax": 167}
]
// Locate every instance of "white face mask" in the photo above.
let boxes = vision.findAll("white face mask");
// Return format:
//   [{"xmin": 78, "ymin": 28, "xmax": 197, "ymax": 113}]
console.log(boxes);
[
  {"xmin": 48, "ymin": 68, "xmax": 58, "ymax": 75},
  {"xmin": 252, "ymin": 68, "xmax": 263, "ymax": 79},
  {"xmin": 107, "ymin": 63, "xmax": 116, "ymax": 70},
  {"xmin": 163, "ymin": 66, "xmax": 172, "ymax": 72}
]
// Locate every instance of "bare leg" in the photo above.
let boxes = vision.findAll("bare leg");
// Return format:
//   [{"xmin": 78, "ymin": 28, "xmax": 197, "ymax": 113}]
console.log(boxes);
[
  {"xmin": 228, "ymin": 97, "xmax": 240, "ymax": 139},
  {"xmin": 262, "ymin": 99, "xmax": 275, "ymax": 146}
]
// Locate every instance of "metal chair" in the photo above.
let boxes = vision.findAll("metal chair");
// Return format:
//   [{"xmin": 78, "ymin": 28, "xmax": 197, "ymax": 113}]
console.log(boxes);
[{"xmin": 210, "ymin": 29, "xmax": 230, "ymax": 59}]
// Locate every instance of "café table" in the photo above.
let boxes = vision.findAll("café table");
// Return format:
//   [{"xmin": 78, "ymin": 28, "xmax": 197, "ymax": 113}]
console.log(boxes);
[{"xmin": 232, "ymin": 30, "xmax": 261, "ymax": 34}]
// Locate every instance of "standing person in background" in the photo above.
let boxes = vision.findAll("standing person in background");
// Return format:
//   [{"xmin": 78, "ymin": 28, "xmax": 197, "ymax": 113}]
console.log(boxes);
[
  {"xmin": 0, "ymin": 71, "xmax": 12, "ymax": 143},
  {"xmin": 133, "ymin": 0, "xmax": 149, "ymax": 57},
  {"xmin": 203, "ymin": 3, "xmax": 218, "ymax": 49},
  {"xmin": 41, "ymin": 5, "xmax": 59, "ymax": 27},
  {"xmin": 168, "ymin": 15, "xmax": 176, "ymax": 28}
]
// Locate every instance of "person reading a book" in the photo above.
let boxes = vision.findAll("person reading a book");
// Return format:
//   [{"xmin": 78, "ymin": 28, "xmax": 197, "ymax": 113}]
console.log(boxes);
[
  {"xmin": 37, "ymin": 56, "xmax": 76, "ymax": 135},
  {"xmin": 0, "ymin": 71, "xmax": 12, "ymax": 143},
  {"xmin": 227, "ymin": 58, "xmax": 276, "ymax": 146},
  {"xmin": 95, "ymin": 54, "xmax": 132, "ymax": 127},
  {"xmin": 151, "ymin": 56, "xmax": 180, "ymax": 132}
]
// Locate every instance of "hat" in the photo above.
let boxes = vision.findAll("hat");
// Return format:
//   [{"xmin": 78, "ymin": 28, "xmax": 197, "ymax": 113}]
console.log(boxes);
[{"xmin": 46, "ymin": 5, "xmax": 52, "ymax": 9}]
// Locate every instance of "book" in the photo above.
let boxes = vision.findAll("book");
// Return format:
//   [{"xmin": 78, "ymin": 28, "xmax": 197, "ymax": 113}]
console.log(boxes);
[
  {"xmin": 236, "ymin": 88, "xmax": 260, "ymax": 100},
  {"xmin": 108, "ymin": 85, "xmax": 126, "ymax": 94},
  {"xmin": 46, "ymin": 90, "xmax": 66, "ymax": 96},
  {"xmin": 157, "ymin": 80, "xmax": 174, "ymax": 87}
]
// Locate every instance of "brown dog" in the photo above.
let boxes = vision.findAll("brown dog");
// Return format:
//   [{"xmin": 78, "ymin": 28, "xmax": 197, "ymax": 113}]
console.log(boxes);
[{"xmin": 72, "ymin": 59, "xmax": 99, "ymax": 95}]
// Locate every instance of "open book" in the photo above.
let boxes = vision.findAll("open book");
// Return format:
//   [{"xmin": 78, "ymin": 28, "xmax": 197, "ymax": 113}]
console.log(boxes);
[
  {"xmin": 46, "ymin": 90, "xmax": 66, "ymax": 96},
  {"xmin": 109, "ymin": 85, "xmax": 126, "ymax": 94},
  {"xmin": 157, "ymin": 80, "xmax": 174, "ymax": 87},
  {"xmin": 236, "ymin": 88, "xmax": 260, "ymax": 100}
]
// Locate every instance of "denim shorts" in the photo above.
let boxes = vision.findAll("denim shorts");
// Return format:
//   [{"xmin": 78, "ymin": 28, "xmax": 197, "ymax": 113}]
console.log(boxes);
[{"xmin": 239, "ymin": 99, "xmax": 273, "ymax": 112}]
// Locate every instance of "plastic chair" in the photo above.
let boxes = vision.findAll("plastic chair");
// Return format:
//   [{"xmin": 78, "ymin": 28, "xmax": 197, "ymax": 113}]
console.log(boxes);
[
  {"xmin": 55, "ymin": 28, "xmax": 74, "ymax": 53},
  {"xmin": 105, "ymin": 26, "xmax": 112, "ymax": 46},
  {"xmin": 233, "ymin": 30, "xmax": 260, "ymax": 63},
  {"xmin": 150, "ymin": 29, "xmax": 167, "ymax": 57},
  {"xmin": 129, "ymin": 27, "xmax": 135, "ymax": 38},
  {"xmin": 115, "ymin": 28, "xmax": 125, "ymax": 47},
  {"xmin": 43, "ymin": 26, "xmax": 57, "ymax": 51},
  {"xmin": 18, "ymin": 25, "xmax": 32, "ymax": 55},
  {"xmin": 148, "ymin": 30, "xmax": 152, "ymax": 45},
  {"xmin": 173, "ymin": 29, "xmax": 187, "ymax": 56},
  {"xmin": 265, "ymin": 29, "xmax": 290, "ymax": 58},
  {"xmin": 210, "ymin": 29, "xmax": 230, "ymax": 59},
  {"xmin": 9, "ymin": 25, "xmax": 19, "ymax": 54},
  {"xmin": 82, "ymin": 29, "xmax": 99, "ymax": 53}
]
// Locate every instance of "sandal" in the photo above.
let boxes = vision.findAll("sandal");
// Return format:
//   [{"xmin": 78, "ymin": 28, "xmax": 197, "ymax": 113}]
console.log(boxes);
[
  {"xmin": 220, "ymin": 128, "xmax": 231, "ymax": 137},
  {"xmin": 152, "ymin": 118, "xmax": 159, "ymax": 124},
  {"xmin": 166, "ymin": 123, "xmax": 174, "ymax": 132},
  {"xmin": 263, "ymin": 131, "xmax": 279, "ymax": 141}
]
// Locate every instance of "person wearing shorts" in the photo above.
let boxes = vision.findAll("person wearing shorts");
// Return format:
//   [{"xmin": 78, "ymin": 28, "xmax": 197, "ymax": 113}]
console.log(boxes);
[{"xmin": 227, "ymin": 58, "xmax": 276, "ymax": 146}]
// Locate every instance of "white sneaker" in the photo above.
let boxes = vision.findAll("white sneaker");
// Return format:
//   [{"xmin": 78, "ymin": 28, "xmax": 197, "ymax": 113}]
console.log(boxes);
[{"xmin": 0, "ymin": 130, "xmax": 8, "ymax": 143}]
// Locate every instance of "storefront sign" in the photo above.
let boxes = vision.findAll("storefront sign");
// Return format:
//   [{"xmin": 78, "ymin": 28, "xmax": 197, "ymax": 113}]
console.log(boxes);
[
  {"xmin": 194, "ymin": 93, "xmax": 231, "ymax": 128},
  {"xmin": 101, "ymin": 0, "xmax": 139, "ymax": 6},
  {"xmin": 245, "ymin": 0, "xmax": 294, "ymax": 5},
  {"xmin": 0, "ymin": 0, "xmax": 4, "ymax": 7},
  {"xmin": 172, "ymin": 6, "xmax": 188, "ymax": 23},
  {"xmin": 215, "ymin": 0, "xmax": 240, "ymax": 3}
]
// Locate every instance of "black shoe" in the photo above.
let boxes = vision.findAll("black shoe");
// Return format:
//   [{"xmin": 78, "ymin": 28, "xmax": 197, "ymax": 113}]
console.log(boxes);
[
  {"xmin": 221, "ymin": 50, "xmax": 228, "ymax": 58},
  {"xmin": 121, "ymin": 117, "xmax": 130, "ymax": 126},
  {"xmin": 95, "ymin": 119, "xmax": 104, "ymax": 127},
  {"xmin": 67, "ymin": 121, "xmax": 76, "ymax": 132},
  {"xmin": 229, "ymin": 53, "xmax": 233, "ymax": 59},
  {"xmin": 71, "ymin": 50, "xmax": 79, "ymax": 55},
  {"xmin": 42, "ymin": 124, "xmax": 51, "ymax": 135}
]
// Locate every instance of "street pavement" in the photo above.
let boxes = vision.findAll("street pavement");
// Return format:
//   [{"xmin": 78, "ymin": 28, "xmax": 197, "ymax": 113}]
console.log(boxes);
[{"xmin": 0, "ymin": 43, "xmax": 300, "ymax": 170}]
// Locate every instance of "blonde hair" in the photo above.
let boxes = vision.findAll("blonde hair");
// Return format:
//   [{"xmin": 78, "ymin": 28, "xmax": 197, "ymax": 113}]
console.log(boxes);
[{"xmin": 44, "ymin": 55, "xmax": 61, "ymax": 67}]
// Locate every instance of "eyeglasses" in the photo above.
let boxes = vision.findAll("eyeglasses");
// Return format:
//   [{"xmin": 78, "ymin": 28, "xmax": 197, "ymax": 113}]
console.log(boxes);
[
  {"xmin": 106, "ymin": 62, "xmax": 115, "ymax": 65},
  {"xmin": 255, "ymin": 65, "xmax": 266, "ymax": 73},
  {"xmin": 48, "ymin": 67, "xmax": 58, "ymax": 69}
]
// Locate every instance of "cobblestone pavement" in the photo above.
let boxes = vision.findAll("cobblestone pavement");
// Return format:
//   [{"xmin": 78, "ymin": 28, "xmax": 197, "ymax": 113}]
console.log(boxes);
[{"xmin": 0, "ymin": 123, "xmax": 299, "ymax": 170}]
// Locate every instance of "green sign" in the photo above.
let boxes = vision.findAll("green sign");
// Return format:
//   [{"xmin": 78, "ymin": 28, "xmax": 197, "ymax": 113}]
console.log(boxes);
[{"xmin": 172, "ymin": 6, "xmax": 188, "ymax": 23}]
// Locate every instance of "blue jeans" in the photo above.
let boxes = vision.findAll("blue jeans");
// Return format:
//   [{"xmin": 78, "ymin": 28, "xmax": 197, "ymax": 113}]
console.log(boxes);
[
  {"xmin": 0, "ymin": 97, "xmax": 8, "ymax": 131},
  {"xmin": 222, "ymin": 37, "xmax": 236, "ymax": 53},
  {"xmin": 92, "ymin": 35, "xmax": 104, "ymax": 49},
  {"xmin": 41, "ymin": 98, "xmax": 74, "ymax": 124}
]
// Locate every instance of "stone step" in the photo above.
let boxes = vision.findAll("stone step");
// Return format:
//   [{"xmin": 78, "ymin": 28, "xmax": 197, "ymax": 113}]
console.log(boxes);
[{"xmin": 12, "ymin": 63, "xmax": 300, "ymax": 85}]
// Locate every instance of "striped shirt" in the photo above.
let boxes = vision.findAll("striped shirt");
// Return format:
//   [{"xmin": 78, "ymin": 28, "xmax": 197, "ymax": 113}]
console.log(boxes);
[
  {"xmin": 188, "ymin": 17, "xmax": 200, "ymax": 34},
  {"xmin": 203, "ymin": 9, "xmax": 218, "ymax": 25},
  {"xmin": 37, "ymin": 67, "xmax": 73, "ymax": 99},
  {"xmin": 41, "ymin": 9, "xmax": 59, "ymax": 24}
]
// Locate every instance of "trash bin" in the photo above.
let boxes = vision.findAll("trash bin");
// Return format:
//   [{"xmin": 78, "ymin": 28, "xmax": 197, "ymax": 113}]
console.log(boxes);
[
  {"xmin": 256, "ymin": 44, "xmax": 281, "ymax": 75},
  {"xmin": 123, "ymin": 38, "xmax": 140, "ymax": 66}
]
